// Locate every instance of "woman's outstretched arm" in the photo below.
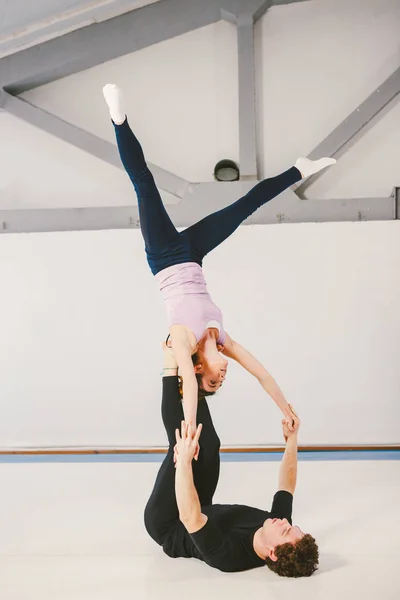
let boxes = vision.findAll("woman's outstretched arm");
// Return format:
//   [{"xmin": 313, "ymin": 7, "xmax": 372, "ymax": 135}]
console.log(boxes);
[{"xmin": 222, "ymin": 333, "xmax": 294, "ymax": 431}]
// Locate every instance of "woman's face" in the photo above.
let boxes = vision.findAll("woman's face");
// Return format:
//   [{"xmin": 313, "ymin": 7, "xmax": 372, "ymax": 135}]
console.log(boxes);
[{"xmin": 195, "ymin": 354, "xmax": 228, "ymax": 392}]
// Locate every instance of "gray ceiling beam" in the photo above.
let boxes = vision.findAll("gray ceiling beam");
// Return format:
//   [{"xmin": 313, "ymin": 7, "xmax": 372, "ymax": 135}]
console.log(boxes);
[
  {"xmin": 1, "ymin": 187, "xmax": 397, "ymax": 234},
  {"xmin": 220, "ymin": 0, "xmax": 308, "ymax": 23},
  {"xmin": 0, "ymin": 0, "xmax": 311, "ymax": 93},
  {"xmin": 237, "ymin": 13, "xmax": 258, "ymax": 179},
  {"xmin": 271, "ymin": 0, "xmax": 311, "ymax": 4},
  {"xmin": 395, "ymin": 187, "xmax": 400, "ymax": 220},
  {"xmin": 0, "ymin": 91, "xmax": 189, "ymax": 198},
  {"xmin": 0, "ymin": 1, "xmax": 164, "ymax": 59},
  {"xmin": 295, "ymin": 66, "xmax": 400, "ymax": 197},
  {"xmin": 220, "ymin": 0, "xmax": 270, "ymax": 23},
  {"xmin": 219, "ymin": 2, "xmax": 270, "ymax": 180},
  {"xmin": 0, "ymin": 0, "xmax": 221, "ymax": 93}
]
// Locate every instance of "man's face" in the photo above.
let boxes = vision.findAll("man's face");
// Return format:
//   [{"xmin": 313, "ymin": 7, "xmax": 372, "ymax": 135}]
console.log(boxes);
[{"xmin": 262, "ymin": 518, "xmax": 304, "ymax": 549}]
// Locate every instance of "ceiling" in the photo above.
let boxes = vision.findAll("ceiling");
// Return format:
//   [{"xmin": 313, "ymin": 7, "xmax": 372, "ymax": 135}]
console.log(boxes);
[
  {"xmin": 0, "ymin": 0, "xmax": 162, "ymax": 58},
  {"xmin": 0, "ymin": 0, "xmax": 397, "ymax": 231}
]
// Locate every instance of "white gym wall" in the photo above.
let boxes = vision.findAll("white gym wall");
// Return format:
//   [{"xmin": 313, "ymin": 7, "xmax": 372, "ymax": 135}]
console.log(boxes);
[
  {"xmin": 0, "ymin": 0, "xmax": 399, "ymax": 449},
  {"xmin": 0, "ymin": 221, "xmax": 399, "ymax": 448}
]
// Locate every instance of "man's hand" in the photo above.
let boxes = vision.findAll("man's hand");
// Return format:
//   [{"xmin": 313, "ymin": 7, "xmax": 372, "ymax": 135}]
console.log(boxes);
[
  {"xmin": 175, "ymin": 421, "xmax": 202, "ymax": 465},
  {"xmin": 282, "ymin": 404, "xmax": 300, "ymax": 442}
]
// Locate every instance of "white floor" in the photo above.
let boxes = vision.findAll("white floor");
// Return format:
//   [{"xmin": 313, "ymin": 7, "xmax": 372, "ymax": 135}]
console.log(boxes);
[{"xmin": 0, "ymin": 457, "xmax": 399, "ymax": 600}]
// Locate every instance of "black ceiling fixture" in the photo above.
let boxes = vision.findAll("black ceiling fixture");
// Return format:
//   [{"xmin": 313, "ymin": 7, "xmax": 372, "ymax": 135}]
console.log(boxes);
[{"xmin": 214, "ymin": 159, "xmax": 240, "ymax": 182}]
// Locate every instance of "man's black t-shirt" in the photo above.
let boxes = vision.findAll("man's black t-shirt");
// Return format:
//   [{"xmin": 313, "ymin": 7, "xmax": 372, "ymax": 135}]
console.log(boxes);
[{"xmin": 162, "ymin": 490, "xmax": 293, "ymax": 572}]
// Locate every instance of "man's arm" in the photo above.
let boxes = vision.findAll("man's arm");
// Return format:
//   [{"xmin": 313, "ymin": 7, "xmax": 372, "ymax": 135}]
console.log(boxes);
[
  {"xmin": 174, "ymin": 421, "xmax": 208, "ymax": 533},
  {"xmin": 174, "ymin": 424, "xmax": 246, "ymax": 572},
  {"xmin": 175, "ymin": 459, "xmax": 208, "ymax": 533},
  {"xmin": 278, "ymin": 434, "xmax": 298, "ymax": 495},
  {"xmin": 278, "ymin": 407, "xmax": 300, "ymax": 494}
]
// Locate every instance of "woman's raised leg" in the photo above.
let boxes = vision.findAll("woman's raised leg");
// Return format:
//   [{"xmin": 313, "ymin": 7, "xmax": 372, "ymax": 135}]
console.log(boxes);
[
  {"xmin": 182, "ymin": 158, "xmax": 335, "ymax": 260},
  {"xmin": 103, "ymin": 85, "xmax": 180, "ymax": 258}
]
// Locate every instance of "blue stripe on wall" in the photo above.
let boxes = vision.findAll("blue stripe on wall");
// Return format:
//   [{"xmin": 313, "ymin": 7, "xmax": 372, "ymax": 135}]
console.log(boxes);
[{"xmin": 1, "ymin": 450, "xmax": 399, "ymax": 464}]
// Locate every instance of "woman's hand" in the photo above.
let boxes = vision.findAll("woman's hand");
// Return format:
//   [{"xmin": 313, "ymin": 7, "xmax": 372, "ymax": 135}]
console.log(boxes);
[
  {"xmin": 282, "ymin": 404, "xmax": 300, "ymax": 441},
  {"xmin": 174, "ymin": 421, "xmax": 202, "ymax": 465},
  {"xmin": 282, "ymin": 404, "xmax": 298, "ymax": 432}
]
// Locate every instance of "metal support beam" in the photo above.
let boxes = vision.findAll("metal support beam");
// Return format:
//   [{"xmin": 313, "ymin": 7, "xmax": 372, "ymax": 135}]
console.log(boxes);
[
  {"xmin": 0, "ymin": 0, "xmax": 303, "ymax": 93},
  {"xmin": 0, "ymin": 1, "xmax": 163, "ymax": 59},
  {"xmin": 0, "ymin": 91, "xmax": 189, "ymax": 198},
  {"xmin": 272, "ymin": 0, "xmax": 312, "ymax": 5},
  {"xmin": 395, "ymin": 187, "xmax": 400, "ymax": 220},
  {"xmin": 219, "ymin": 0, "xmax": 307, "ymax": 24},
  {"xmin": 220, "ymin": 0, "xmax": 270, "ymax": 24},
  {"xmin": 237, "ymin": 14, "xmax": 258, "ymax": 179},
  {"xmin": 0, "ymin": 187, "xmax": 397, "ymax": 234},
  {"xmin": 219, "ymin": 2, "xmax": 270, "ymax": 180},
  {"xmin": 295, "ymin": 67, "xmax": 400, "ymax": 197},
  {"xmin": 0, "ymin": 0, "xmax": 221, "ymax": 92}
]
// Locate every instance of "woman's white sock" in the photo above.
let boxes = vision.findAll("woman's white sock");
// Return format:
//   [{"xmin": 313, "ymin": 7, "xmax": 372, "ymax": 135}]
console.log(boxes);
[
  {"xmin": 295, "ymin": 157, "xmax": 337, "ymax": 179},
  {"xmin": 103, "ymin": 84, "xmax": 126, "ymax": 125}
]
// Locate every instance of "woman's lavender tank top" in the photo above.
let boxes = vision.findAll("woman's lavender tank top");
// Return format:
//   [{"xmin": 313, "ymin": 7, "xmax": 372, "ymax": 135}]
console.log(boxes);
[{"xmin": 155, "ymin": 262, "xmax": 226, "ymax": 344}]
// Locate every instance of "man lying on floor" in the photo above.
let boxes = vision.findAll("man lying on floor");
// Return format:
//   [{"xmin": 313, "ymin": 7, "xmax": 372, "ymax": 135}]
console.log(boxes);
[{"xmin": 144, "ymin": 345, "xmax": 319, "ymax": 577}]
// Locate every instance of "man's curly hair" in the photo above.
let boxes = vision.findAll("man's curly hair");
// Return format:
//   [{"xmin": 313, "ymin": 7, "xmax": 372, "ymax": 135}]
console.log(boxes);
[{"xmin": 265, "ymin": 534, "xmax": 319, "ymax": 577}]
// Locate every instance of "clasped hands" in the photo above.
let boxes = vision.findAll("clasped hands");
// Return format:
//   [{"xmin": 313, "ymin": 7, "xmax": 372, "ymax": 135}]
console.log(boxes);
[
  {"xmin": 173, "ymin": 404, "xmax": 300, "ymax": 466},
  {"xmin": 173, "ymin": 421, "xmax": 202, "ymax": 466}
]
